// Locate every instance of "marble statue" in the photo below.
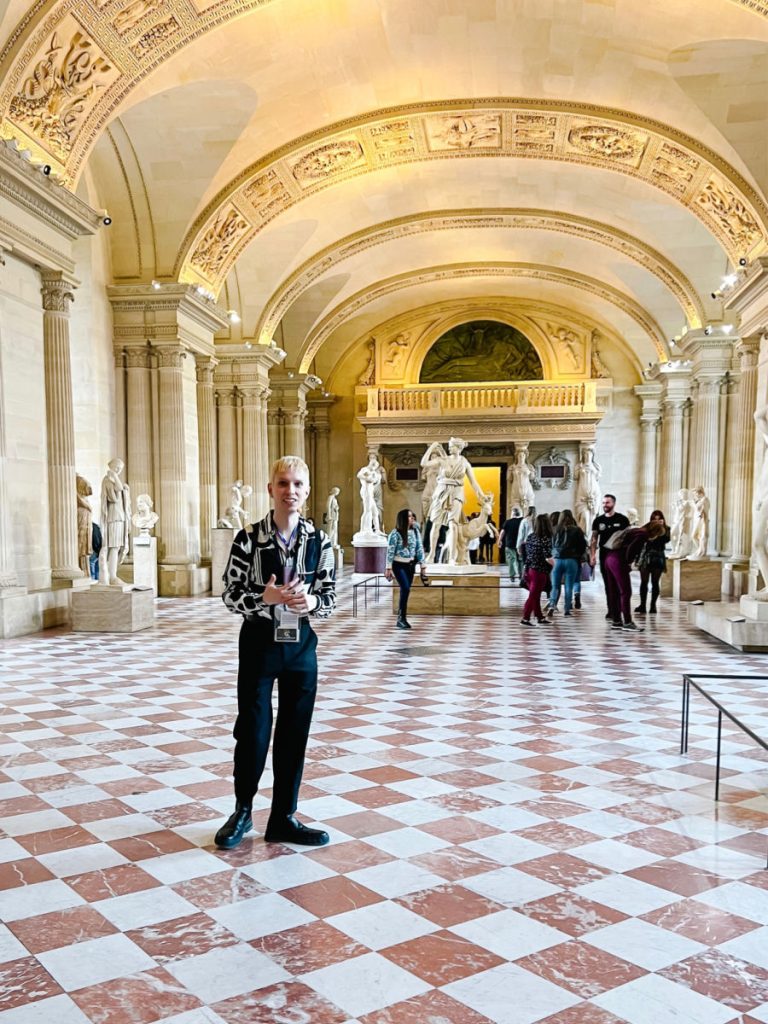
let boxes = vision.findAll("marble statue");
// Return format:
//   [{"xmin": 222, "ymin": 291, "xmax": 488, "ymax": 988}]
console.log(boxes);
[
  {"xmin": 450, "ymin": 492, "xmax": 494, "ymax": 566},
  {"xmin": 357, "ymin": 453, "xmax": 385, "ymax": 536},
  {"xmin": 421, "ymin": 442, "xmax": 446, "ymax": 522},
  {"xmin": 421, "ymin": 437, "xmax": 486, "ymax": 564},
  {"xmin": 626, "ymin": 507, "xmax": 640, "ymax": 527},
  {"xmin": 132, "ymin": 493, "xmax": 159, "ymax": 535},
  {"xmin": 573, "ymin": 444, "xmax": 602, "ymax": 536},
  {"xmin": 98, "ymin": 458, "xmax": 131, "ymax": 586},
  {"xmin": 690, "ymin": 486, "xmax": 710, "ymax": 559},
  {"xmin": 326, "ymin": 487, "xmax": 340, "ymax": 548},
  {"xmin": 218, "ymin": 480, "xmax": 252, "ymax": 531},
  {"xmin": 76, "ymin": 474, "xmax": 93, "ymax": 576},
  {"xmin": 509, "ymin": 447, "xmax": 536, "ymax": 516},
  {"xmin": 753, "ymin": 404, "xmax": 768, "ymax": 598},
  {"xmin": 669, "ymin": 488, "xmax": 695, "ymax": 559}
]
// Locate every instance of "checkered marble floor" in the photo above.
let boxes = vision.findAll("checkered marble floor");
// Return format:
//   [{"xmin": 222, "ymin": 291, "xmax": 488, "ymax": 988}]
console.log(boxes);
[{"xmin": 1, "ymin": 573, "xmax": 767, "ymax": 1024}]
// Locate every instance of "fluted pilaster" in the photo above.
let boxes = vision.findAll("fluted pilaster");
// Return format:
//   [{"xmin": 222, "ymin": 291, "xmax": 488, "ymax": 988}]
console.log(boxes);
[
  {"xmin": 284, "ymin": 411, "xmax": 306, "ymax": 459},
  {"xmin": 124, "ymin": 346, "xmax": 153, "ymax": 512},
  {"xmin": 241, "ymin": 387, "xmax": 261, "ymax": 524},
  {"xmin": 156, "ymin": 346, "xmax": 188, "ymax": 563},
  {"xmin": 728, "ymin": 338, "xmax": 760, "ymax": 559},
  {"xmin": 639, "ymin": 419, "xmax": 660, "ymax": 520},
  {"xmin": 41, "ymin": 272, "xmax": 82, "ymax": 580},
  {"xmin": 0, "ymin": 257, "xmax": 21, "ymax": 589},
  {"xmin": 661, "ymin": 398, "xmax": 685, "ymax": 516},
  {"xmin": 196, "ymin": 356, "xmax": 217, "ymax": 560},
  {"xmin": 267, "ymin": 410, "xmax": 280, "ymax": 469},
  {"xmin": 216, "ymin": 388, "xmax": 237, "ymax": 516},
  {"xmin": 691, "ymin": 375, "xmax": 725, "ymax": 554}
]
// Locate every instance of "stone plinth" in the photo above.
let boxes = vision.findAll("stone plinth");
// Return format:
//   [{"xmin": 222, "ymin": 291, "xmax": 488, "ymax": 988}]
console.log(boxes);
[
  {"xmin": 211, "ymin": 529, "xmax": 234, "ymax": 597},
  {"xmin": 722, "ymin": 562, "xmax": 750, "ymax": 598},
  {"xmin": 0, "ymin": 588, "xmax": 72, "ymax": 638},
  {"xmin": 660, "ymin": 570, "xmax": 673, "ymax": 597},
  {"xmin": 334, "ymin": 546, "xmax": 344, "ymax": 578},
  {"xmin": 672, "ymin": 558, "xmax": 722, "ymax": 602},
  {"xmin": 159, "ymin": 565, "xmax": 211, "ymax": 597},
  {"xmin": 393, "ymin": 573, "xmax": 500, "ymax": 616},
  {"xmin": 739, "ymin": 596, "xmax": 768, "ymax": 621},
  {"xmin": 133, "ymin": 536, "xmax": 158, "ymax": 596},
  {"xmin": 72, "ymin": 587, "xmax": 155, "ymax": 632},
  {"xmin": 353, "ymin": 537, "xmax": 387, "ymax": 574},
  {"xmin": 688, "ymin": 600, "xmax": 768, "ymax": 653}
]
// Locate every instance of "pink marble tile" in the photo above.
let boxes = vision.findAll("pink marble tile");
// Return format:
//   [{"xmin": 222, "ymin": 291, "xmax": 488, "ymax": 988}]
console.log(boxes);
[{"xmin": 516, "ymin": 940, "xmax": 647, "ymax": 998}]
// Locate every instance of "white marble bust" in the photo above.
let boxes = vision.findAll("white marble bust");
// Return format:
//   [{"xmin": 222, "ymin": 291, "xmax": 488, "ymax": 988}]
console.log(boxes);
[{"xmin": 132, "ymin": 493, "xmax": 159, "ymax": 535}]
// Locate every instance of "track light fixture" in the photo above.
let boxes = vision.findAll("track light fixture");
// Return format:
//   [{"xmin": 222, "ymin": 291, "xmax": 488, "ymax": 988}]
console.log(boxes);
[
  {"xmin": 739, "ymin": 257, "xmax": 748, "ymax": 267},
  {"xmin": 227, "ymin": 310, "xmax": 241, "ymax": 324},
  {"xmin": 103, "ymin": 216, "xmax": 112, "ymax": 226},
  {"xmin": 42, "ymin": 164, "xmax": 51, "ymax": 175},
  {"xmin": 151, "ymin": 279, "xmax": 161, "ymax": 290}
]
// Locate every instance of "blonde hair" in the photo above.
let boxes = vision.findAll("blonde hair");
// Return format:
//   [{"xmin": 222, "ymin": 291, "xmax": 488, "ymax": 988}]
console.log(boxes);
[{"xmin": 270, "ymin": 455, "xmax": 310, "ymax": 484}]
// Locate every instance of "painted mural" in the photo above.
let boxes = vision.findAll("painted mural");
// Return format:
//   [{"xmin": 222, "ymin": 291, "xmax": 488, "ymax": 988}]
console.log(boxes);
[{"xmin": 419, "ymin": 320, "xmax": 543, "ymax": 384}]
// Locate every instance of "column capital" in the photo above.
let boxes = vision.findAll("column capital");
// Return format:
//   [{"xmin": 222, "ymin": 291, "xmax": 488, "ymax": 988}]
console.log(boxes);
[
  {"xmin": 195, "ymin": 354, "xmax": 218, "ymax": 385},
  {"xmin": 124, "ymin": 346, "xmax": 152, "ymax": 369},
  {"xmin": 239, "ymin": 387, "xmax": 262, "ymax": 406},
  {"xmin": 736, "ymin": 335, "xmax": 760, "ymax": 369},
  {"xmin": 215, "ymin": 388, "xmax": 237, "ymax": 407},
  {"xmin": 40, "ymin": 271, "xmax": 75, "ymax": 313},
  {"xmin": 155, "ymin": 345, "xmax": 186, "ymax": 370}
]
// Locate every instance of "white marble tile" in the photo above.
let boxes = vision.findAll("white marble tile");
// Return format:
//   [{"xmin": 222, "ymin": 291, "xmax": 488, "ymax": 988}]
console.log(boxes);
[
  {"xmin": 209, "ymin": 892, "xmax": 315, "ymax": 940},
  {"xmin": 37, "ymin": 843, "xmax": 127, "ymax": 878},
  {"xmin": 0, "ymin": 994, "xmax": 92, "ymax": 1023},
  {"xmin": 463, "ymin": 867, "xmax": 560, "ymax": 907},
  {"xmin": 574, "ymin": 838, "xmax": 661, "ymax": 872},
  {"xmin": 718, "ymin": 926, "xmax": 768, "ymax": 969},
  {"xmin": 444, "ymin": 962, "xmax": 579, "ymax": 1024},
  {"xmin": 695, "ymin": 881, "xmax": 768, "ymax": 925},
  {"xmin": 363, "ymin": 827, "xmax": 449, "ymax": 858},
  {"xmin": 0, "ymin": 879, "xmax": 84, "ymax": 922},
  {"xmin": 140, "ymin": 848, "xmax": 230, "ymax": 885},
  {"xmin": 452, "ymin": 909, "xmax": 569, "ymax": 960},
  {"xmin": 0, "ymin": 924, "xmax": 29, "ymax": 964},
  {"xmin": 165, "ymin": 944, "xmax": 289, "ymax": 1003},
  {"xmin": 583, "ymin": 917, "xmax": 706, "ymax": 970},
  {"xmin": 330, "ymin": 900, "xmax": 437, "ymax": 949},
  {"xmin": 94, "ymin": 887, "xmax": 198, "ymax": 930},
  {"xmin": 593, "ymin": 973, "xmax": 737, "ymax": 1024},
  {"xmin": 348, "ymin": 860, "xmax": 445, "ymax": 899},
  {"xmin": 38, "ymin": 933, "xmax": 155, "ymax": 991},
  {"xmin": 575, "ymin": 875, "xmax": 677, "ymax": 916},
  {"xmin": 299, "ymin": 951, "xmax": 429, "ymax": 1018}
]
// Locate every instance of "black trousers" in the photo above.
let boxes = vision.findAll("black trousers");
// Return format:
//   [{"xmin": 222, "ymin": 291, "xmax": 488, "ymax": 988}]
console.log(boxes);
[
  {"xmin": 232, "ymin": 618, "xmax": 318, "ymax": 815},
  {"xmin": 639, "ymin": 566, "xmax": 663, "ymax": 609},
  {"xmin": 392, "ymin": 560, "xmax": 415, "ymax": 616}
]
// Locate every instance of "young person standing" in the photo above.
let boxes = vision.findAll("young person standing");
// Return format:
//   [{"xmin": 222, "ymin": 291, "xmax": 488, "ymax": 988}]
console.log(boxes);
[
  {"xmin": 590, "ymin": 494, "xmax": 630, "ymax": 616},
  {"xmin": 385, "ymin": 508, "xmax": 427, "ymax": 629},
  {"xmin": 216, "ymin": 456, "xmax": 336, "ymax": 850}
]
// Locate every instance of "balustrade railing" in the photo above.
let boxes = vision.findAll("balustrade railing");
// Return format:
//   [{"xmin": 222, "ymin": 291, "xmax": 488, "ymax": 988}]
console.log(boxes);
[{"xmin": 365, "ymin": 380, "xmax": 596, "ymax": 417}]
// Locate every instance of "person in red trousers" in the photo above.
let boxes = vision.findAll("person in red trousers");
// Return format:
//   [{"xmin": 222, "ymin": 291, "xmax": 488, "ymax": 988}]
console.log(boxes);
[
  {"xmin": 521, "ymin": 513, "xmax": 554, "ymax": 626},
  {"xmin": 603, "ymin": 519, "xmax": 666, "ymax": 632}
]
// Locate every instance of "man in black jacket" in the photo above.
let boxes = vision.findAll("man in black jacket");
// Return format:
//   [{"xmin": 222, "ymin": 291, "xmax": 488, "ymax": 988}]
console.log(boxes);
[{"xmin": 498, "ymin": 507, "xmax": 523, "ymax": 580}]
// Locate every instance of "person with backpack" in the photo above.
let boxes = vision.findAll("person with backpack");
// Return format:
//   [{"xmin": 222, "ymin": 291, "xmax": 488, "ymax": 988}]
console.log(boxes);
[
  {"xmin": 521, "ymin": 513, "xmax": 554, "ymax": 626},
  {"xmin": 546, "ymin": 509, "xmax": 587, "ymax": 618},
  {"xmin": 216, "ymin": 456, "xmax": 336, "ymax": 850},
  {"xmin": 603, "ymin": 519, "xmax": 666, "ymax": 631}
]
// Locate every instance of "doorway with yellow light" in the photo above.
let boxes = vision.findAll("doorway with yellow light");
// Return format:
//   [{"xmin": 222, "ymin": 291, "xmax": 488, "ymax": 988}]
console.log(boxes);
[{"xmin": 463, "ymin": 464, "xmax": 506, "ymax": 565}]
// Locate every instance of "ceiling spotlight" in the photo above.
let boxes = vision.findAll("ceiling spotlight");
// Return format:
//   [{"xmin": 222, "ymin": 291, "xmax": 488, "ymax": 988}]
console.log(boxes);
[
  {"xmin": 103, "ymin": 216, "xmax": 112, "ymax": 226},
  {"xmin": 227, "ymin": 310, "xmax": 241, "ymax": 324},
  {"xmin": 739, "ymin": 257, "xmax": 748, "ymax": 267},
  {"xmin": 244, "ymin": 341, "xmax": 253, "ymax": 349},
  {"xmin": 704, "ymin": 325, "xmax": 713, "ymax": 336},
  {"xmin": 722, "ymin": 324, "xmax": 734, "ymax": 335},
  {"xmin": 721, "ymin": 274, "xmax": 738, "ymax": 289},
  {"xmin": 287, "ymin": 371, "xmax": 295, "ymax": 379},
  {"xmin": 151, "ymin": 279, "xmax": 161, "ymax": 290},
  {"xmin": 42, "ymin": 164, "xmax": 51, "ymax": 176}
]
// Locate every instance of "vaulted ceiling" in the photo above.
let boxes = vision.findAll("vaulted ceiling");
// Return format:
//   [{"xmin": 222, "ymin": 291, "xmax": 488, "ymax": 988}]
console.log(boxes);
[{"xmin": 2, "ymin": 0, "xmax": 767, "ymax": 375}]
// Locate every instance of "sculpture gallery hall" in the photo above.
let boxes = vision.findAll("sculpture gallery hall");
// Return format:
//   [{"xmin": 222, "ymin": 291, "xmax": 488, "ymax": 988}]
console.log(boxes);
[{"xmin": 1, "ymin": 1, "xmax": 768, "ymax": 1021}]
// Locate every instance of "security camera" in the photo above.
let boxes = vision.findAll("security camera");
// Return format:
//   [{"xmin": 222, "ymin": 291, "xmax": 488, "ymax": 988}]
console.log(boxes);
[
  {"xmin": 710, "ymin": 291, "xmax": 720, "ymax": 300},
  {"xmin": 42, "ymin": 164, "xmax": 51, "ymax": 176},
  {"xmin": 704, "ymin": 325, "xmax": 713, "ymax": 336},
  {"xmin": 103, "ymin": 216, "xmax": 112, "ymax": 226}
]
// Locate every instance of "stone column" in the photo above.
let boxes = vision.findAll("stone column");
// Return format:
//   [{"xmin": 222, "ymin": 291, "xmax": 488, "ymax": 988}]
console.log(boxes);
[
  {"xmin": 0, "ymin": 255, "xmax": 22, "ymax": 592},
  {"xmin": 727, "ymin": 337, "xmax": 760, "ymax": 559},
  {"xmin": 196, "ymin": 356, "xmax": 217, "ymax": 561},
  {"xmin": 253, "ymin": 386, "xmax": 271, "ymax": 520},
  {"xmin": 267, "ymin": 409, "xmax": 281, "ymax": 467},
  {"xmin": 216, "ymin": 388, "xmax": 238, "ymax": 518},
  {"xmin": 241, "ymin": 386, "xmax": 261, "ymax": 506},
  {"xmin": 660, "ymin": 398, "xmax": 685, "ymax": 516},
  {"xmin": 41, "ymin": 271, "xmax": 83, "ymax": 581},
  {"xmin": 156, "ymin": 345, "xmax": 188, "ymax": 564},
  {"xmin": 634, "ymin": 382, "xmax": 662, "ymax": 520},
  {"xmin": 284, "ymin": 410, "xmax": 306, "ymax": 459},
  {"xmin": 692, "ymin": 374, "xmax": 726, "ymax": 553},
  {"xmin": 124, "ymin": 346, "xmax": 154, "ymax": 506}
]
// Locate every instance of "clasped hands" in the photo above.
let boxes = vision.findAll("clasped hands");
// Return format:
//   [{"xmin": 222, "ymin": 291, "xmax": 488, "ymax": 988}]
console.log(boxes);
[{"xmin": 262, "ymin": 574, "xmax": 312, "ymax": 614}]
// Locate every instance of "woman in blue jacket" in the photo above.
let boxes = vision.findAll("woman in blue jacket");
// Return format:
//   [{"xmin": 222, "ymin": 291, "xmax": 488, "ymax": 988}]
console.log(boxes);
[{"xmin": 385, "ymin": 509, "xmax": 428, "ymax": 629}]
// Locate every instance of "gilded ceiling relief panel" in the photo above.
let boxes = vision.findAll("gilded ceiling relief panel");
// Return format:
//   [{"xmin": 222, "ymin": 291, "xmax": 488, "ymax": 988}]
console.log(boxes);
[
  {"xmin": 566, "ymin": 122, "xmax": 648, "ymax": 168},
  {"xmin": 695, "ymin": 173, "xmax": 763, "ymax": 254},
  {"xmin": 365, "ymin": 119, "xmax": 417, "ymax": 162},
  {"xmin": 288, "ymin": 137, "xmax": 367, "ymax": 187},
  {"xmin": 511, "ymin": 113, "xmax": 558, "ymax": 154},
  {"xmin": 188, "ymin": 204, "xmax": 250, "ymax": 283},
  {"xmin": 243, "ymin": 169, "xmax": 292, "ymax": 220},
  {"xmin": 424, "ymin": 113, "xmax": 502, "ymax": 151},
  {"xmin": 112, "ymin": 0, "xmax": 167, "ymax": 36},
  {"xmin": 649, "ymin": 142, "xmax": 700, "ymax": 196}
]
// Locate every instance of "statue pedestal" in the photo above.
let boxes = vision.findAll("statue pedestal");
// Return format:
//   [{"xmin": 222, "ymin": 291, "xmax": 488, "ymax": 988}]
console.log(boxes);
[
  {"xmin": 393, "ymin": 572, "xmax": 500, "ymax": 616},
  {"xmin": 688, "ymin": 595, "xmax": 768, "ymax": 653},
  {"xmin": 722, "ymin": 562, "xmax": 750, "ymax": 598},
  {"xmin": 158, "ymin": 564, "xmax": 211, "ymax": 597},
  {"xmin": 672, "ymin": 558, "xmax": 722, "ymax": 602},
  {"xmin": 133, "ymin": 536, "xmax": 157, "ymax": 596},
  {"xmin": 211, "ymin": 528, "xmax": 234, "ymax": 597},
  {"xmin": 72, "ymin": 587, "xmax": 154, "ymax": 633},
  {"xmin": 427, "ymin": 563, "xmax": 486, "ymax": 576},
  {"xmin": 334, "ymin": 546, "xmax": 344, "ymax": 578},
  {"xmin": 352, "ymin": 535, "xmax": 387, "ymax": 574}
]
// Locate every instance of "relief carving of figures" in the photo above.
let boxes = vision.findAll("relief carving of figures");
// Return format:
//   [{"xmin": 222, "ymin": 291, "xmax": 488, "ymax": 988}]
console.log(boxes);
[
  {"xmin": 567, "ymin": 124, "xmax": 648, "ymax": 164},
  {"xmin": 112, "ymin": 0, "xmax": 165, "ymax": 35},
  {"xmin": 573, "ymin": 445, "xmax": 601, "ymax": 536},
  {"xmin": 9, "ymin": 30, "xmax": 114, "ymax": 160},
  {"xmin": 548, "ymin": 325, "xmax": 583, "ymax": 370},
  {"xmin": 384, "ymin": 332, "xmax": 410, "ymax": 375},
  {"xmin": 244, "ymin": 170, "xmax": 290, "ymax": 219},
  {"xmin": 291, "ymin": 139, "xmax": 365, "ymax": 185},
  {"xmin": 190, "ymin": 207, "xmax": 249, "ymax": 279},
  {"xmin": 357, "ymin": 337, "xmax": 376, "ymax": 386},
  {"xmin": 426, "ymin": 114, "xmax": 502, "ymax": 151},
  {"xmin": 695, "ymin": 176, "xmax": 762, "ymax": 253},
  {"xmin": 591, "ymin": 345, "xmax": 609, "ymax": 379}
]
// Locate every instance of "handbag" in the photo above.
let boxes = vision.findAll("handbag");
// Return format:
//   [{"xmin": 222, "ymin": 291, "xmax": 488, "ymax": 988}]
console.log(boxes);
[
  {"xmin": 580, "ymin": 562, "xmax": 593, "ymax": 582},
  {"xmin": 520, "ymin": 568, "xmax": 530, "ymax": 590}
]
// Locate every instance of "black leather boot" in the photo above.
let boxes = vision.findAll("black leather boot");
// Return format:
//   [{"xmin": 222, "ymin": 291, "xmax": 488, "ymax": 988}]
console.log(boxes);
[
  {"xmin": 214, "ymin": 803, "xmax": 253, "ymax": 849},
  {"xmin": 574, "ymin": 594, "xmax": 581, "ymax": 609},
  {"xmin": 396, "ymin": 611, "xmax": 412, "ymax": 629},
  {"xmin": 265, "ymin": 814, "xmax": 329, "ymax": 846}
]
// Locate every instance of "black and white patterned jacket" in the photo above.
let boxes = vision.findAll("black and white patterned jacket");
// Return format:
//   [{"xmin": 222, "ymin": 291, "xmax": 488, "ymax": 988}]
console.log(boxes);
[{"xmin": 222, "ymin": 512, "xmax": 336, "ymax": 622}]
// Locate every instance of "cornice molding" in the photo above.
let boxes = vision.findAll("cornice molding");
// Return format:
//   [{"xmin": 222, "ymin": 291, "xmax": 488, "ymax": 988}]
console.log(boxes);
[{"xmin": 297, "ymin": 261, "xmax": 668, "ymax": 373}]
